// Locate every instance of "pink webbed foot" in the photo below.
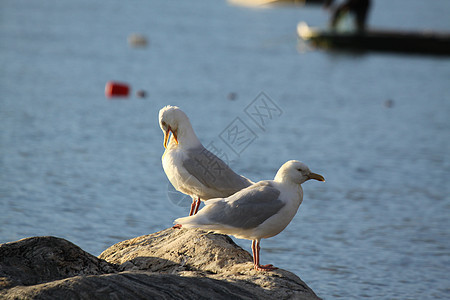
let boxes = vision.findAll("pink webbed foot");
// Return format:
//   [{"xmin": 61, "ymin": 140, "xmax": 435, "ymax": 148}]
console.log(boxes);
[
  {"xmin": 172, "ymin": 224, "xmax": 182, "ymax": 229},
  {"xmin": 251, "ymin": 240, "xmax": 277, "ymax": 271},
  {"xmin": 254, "ymin": 264, "xmax": 278, "ymax": 271}
]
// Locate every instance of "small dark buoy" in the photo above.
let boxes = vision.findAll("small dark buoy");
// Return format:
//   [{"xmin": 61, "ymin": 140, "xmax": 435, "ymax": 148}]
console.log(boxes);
[
  {"xmin": 128, "ymin": 34, "xmax": 148, "ymax": 48},
  {"xmin": 105, "ymin": 81, "xmax": 130, "ymax": 98},
  {"xmin": 227, "ymin": 92, "xmax": 237, "ymax": 101},
  {"xmin": 384, "ymin": 99, "xmax": 394, "ymax": 108},
  {"xmin": 136, "ymin": 90, "xmax": 147, "ymax": 98}
]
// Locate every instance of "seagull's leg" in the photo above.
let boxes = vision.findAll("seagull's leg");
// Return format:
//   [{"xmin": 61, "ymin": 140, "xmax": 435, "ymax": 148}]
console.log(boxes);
[
  {"xmin": 254, "ymin": 239, "xmax": 278, "ymax": 271},
  {"xmin": 193, "ymin": 198, "xmax": 201, "ymax": 215},
  {"xmin": 253, "ymin": 239, "xmax": 261, "ymax": 270},
  {"xmin": 174, "ymin": 197, "xmax": 197, "ymax": 229},
  {"xmin": 251, "ymin": 240, "xmax": 257, "ymax": 266},
  {"xmin": 189, "ymin": 197, "xmax": 197, "ymax": 216}
]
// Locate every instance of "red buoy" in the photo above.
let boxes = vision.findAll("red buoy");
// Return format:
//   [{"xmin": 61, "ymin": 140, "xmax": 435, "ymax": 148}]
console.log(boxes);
[{"xmin": 105, "ymin": 81, "xmax": 130, "ymax": 98}]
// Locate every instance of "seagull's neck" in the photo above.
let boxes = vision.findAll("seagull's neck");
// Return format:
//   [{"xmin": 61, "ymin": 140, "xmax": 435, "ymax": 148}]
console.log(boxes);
[
  {"xmin": 274, "ymin": 169, "xmax": 289, "ymax": 183},
  {"xmin": 274, "ymin": 172, "xmax": 303, "ymax": 195},
  {"xmin": 274, "ymin": 178, "xmax": 302, "ymax": 192},
  {"xmin": 272, "ymin": 178, "xmax": 303, "ymax": 207},
  {"xmin": 177, "ymin": 121, "xmax": 202, "ymax": 149}
]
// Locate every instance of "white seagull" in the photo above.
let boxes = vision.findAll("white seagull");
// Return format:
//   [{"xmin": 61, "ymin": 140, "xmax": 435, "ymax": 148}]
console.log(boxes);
[
  {"xmin": 174, "ymin": 160, "xmax": 324, "ymax": 271},
  {"xmin": 159, "ymin": 105, "xmax": 253, "ymax": 216}
]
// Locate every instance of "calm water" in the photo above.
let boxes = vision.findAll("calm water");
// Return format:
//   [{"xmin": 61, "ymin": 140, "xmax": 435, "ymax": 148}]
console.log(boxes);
[{"xmin": 1, "ymin": 1, "xmax": 449, "ymax": 299}]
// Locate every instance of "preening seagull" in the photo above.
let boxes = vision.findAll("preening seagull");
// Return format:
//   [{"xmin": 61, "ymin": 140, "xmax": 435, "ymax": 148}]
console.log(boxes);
[
  {"xmin": 175, "ymin": 160, "xmax": 325, "ymax": 271},
  {"xmin": 159, "ymin": 105, "xmax": 253, "ymax": 216}
]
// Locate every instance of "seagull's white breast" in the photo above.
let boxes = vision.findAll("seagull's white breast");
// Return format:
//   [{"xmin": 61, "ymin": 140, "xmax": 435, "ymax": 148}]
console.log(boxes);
[{"xmin": 163, "ymin": 147, "xmax": 196, "ymax": 196}]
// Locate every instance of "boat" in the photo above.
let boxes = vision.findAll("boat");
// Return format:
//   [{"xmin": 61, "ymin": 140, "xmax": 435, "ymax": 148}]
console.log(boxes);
[
  {"xmin": 228, "ymin": 0, "xmax": 323, "ymax": 8},
  {"xmin": 297, "ymin": 22, "xmax": 450, "ymax": 56}
]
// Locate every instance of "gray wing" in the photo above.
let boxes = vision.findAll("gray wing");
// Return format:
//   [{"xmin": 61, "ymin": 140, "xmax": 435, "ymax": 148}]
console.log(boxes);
[
  {"xmin": 182, "ymin": 146, "xmax": 252, "ymax": 194},
  {"xmin": 204, "ymin": 182, "xmax": 284, "ymax": 229}
]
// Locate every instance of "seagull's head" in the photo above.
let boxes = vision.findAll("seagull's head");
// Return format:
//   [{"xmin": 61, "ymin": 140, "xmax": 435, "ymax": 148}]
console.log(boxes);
[
  {"xmin": 275, "ymin": 160, "xmax": 325, "ymax": 185},
  {"xmin": 159, "ymin": 105, "xmax": 185, "ymax": 148},
  {"xmin": 159, "ymin": 105, "xmax": 197, "ymax": 149}
]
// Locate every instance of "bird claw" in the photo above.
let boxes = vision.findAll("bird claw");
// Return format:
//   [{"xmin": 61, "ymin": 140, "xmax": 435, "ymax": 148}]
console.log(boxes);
[
  {"xmin": 254, "ymin": 264, "xmax": 278, "ymax": 271},
  {"xmin": 172, "ymin": 224, "xmax": 182, "ymax": 229}
]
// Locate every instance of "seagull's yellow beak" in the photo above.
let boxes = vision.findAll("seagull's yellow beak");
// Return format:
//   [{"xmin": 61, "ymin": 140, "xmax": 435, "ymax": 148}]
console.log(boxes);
[
  {"xmin": 163, "ymin": 126, "xmax": 178, "ymax": 149},
  {"xmin": 309, "ymin": 173, "xmax": 325, "ymax": 182}
]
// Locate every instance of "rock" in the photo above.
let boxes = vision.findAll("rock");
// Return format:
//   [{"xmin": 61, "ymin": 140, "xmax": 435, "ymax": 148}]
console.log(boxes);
[
  {"xmin": 99, "ymin": 228, "xmax": 253, "ymax": 274},
  {"xmin": 0, "ymin": 229, "xmax": 320, "ymax": 299},
  {"xmin": 3, "ymin": 272, "xmax": 268, "ymax": 299},
  {"xmin": 0, "ymin": 236, "xmax": 115, "ymax": 290}
]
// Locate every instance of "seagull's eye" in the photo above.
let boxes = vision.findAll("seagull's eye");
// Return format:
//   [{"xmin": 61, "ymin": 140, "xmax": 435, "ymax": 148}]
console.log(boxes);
[
  {"xmin": 297, "ymin": 168, "xmax": 303, "ymax": 172},
  {"xmin": 161, "ymin": 121, "xmax": 167, "ymax": 127}
]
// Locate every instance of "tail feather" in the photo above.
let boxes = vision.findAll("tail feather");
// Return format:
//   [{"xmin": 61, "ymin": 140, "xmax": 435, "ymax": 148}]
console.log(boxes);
[
  {"xmin": 174, "ymin": 216, "xmax": 195, "ymax": 226},
  {"xmin": 174, "ymin": 214, "xmax": 209, "ymax": 228},
  {"xmin": 174, "ymin": 214, "xmax": 228, "ymax": 231},
  {"xmin": 174, "ymin": 216, "xmax": 246, "ymax": 237}
]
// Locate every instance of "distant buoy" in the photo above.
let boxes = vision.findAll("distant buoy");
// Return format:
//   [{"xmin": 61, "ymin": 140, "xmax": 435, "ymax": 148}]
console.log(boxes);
[
  {"xmin": 227, "ymin": 92, "xmax": 238, "ymax": 100},
  {"xmin": 128, "ymin": 34, "xmax": 148, "ymax": 47},
  {"xmin": 136, "ymin": 90, "xmax": 147, "ymax": 98},
  {"xmin": 105, "ymin": 81, "xmax": 130, "ymax": 98},
  {"xmin": 384, "ymin": 99, "xmax": 394, "ymax": 108}
]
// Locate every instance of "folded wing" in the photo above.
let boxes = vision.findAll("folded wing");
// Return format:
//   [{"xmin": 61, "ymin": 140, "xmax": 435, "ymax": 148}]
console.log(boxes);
[
  {"xmin": 182, "ymin": 146, "xmax": 253, "ymax": 195},
  {"xmin": 200, "ymin": 181, "xmax": 284, "ymax": 230}
]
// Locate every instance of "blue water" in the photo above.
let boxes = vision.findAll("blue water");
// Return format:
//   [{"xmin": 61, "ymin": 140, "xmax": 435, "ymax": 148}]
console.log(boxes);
[{"xmin": 1, "ymin": 1, "xmax": 449, "ymax": 299}]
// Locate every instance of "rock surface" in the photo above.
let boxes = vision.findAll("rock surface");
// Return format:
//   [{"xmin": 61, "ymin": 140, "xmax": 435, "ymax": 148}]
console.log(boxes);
[
  {"xmin": 0, "ymin": 236, "xmax": 115, "ymax": 289},
  {"xmin": 0, "ymin": 228, "xmax": 320, "ymax": 299}
]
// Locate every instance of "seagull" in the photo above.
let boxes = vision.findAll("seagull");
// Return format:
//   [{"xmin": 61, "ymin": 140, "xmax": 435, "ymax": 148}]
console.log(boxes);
[
  {"xmin": 159, "ymin": 105, "xmax": 253, "ymax": 216},
  {"xmin": 174, "ymin": 160, "xmax": 325, "ymax": 271}
]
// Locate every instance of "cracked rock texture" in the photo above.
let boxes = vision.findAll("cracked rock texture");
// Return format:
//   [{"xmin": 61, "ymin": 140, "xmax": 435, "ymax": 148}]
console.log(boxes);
[{"xmin": 0, "ymin": 228, "xmax": 320, "ymax": 299}]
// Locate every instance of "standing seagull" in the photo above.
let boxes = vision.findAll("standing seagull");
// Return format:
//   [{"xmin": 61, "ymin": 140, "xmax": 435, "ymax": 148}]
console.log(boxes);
[
  {"xmin": 175, "ymin": 160, "xmax": 324, "ymax": 271},
  {"xmin": 159, "ymin": 105, "xmax": 253, "ymax": 216}
]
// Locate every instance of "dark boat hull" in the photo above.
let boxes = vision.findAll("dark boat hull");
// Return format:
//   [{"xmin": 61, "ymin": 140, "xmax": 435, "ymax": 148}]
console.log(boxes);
[{"xmin": 297, "ymin": 22, "xmax": 450, "ymax": 55}]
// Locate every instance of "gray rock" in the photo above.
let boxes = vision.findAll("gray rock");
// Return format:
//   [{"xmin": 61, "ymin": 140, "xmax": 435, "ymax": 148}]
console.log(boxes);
[
  {"xmin": 0, "ymin": 229, "xmax": 320, "ymax": 299},
  {"xmin": 3, "ymin": 272, "xmax": 268, "ymax": 300},
  {"xmin": 0, "ymin": 236, "xmax": 115, "ymax": 289}
]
